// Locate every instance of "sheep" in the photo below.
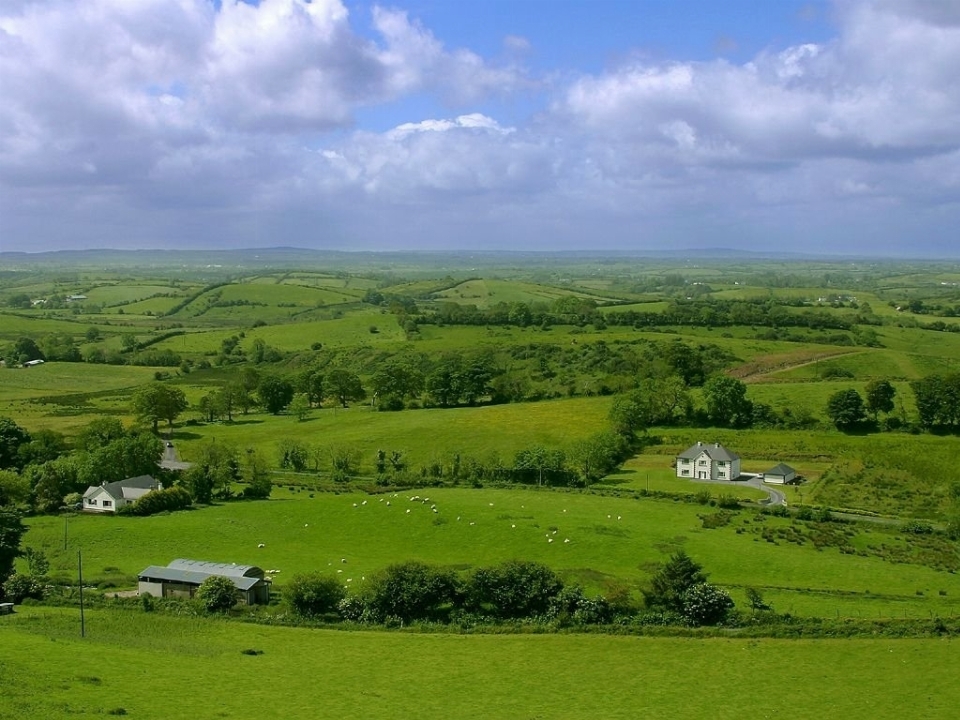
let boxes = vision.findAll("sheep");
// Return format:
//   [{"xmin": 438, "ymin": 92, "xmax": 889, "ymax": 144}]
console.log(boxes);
[
  {"xmin": 469, "ymin": 522, "xmax": 475, "ymax": 526},
  {"xmin": 386, "ymin": 501, "xmax": 391, "ymax": 506},
  {"xmin": 548, "ymin": 538, "xmax": 554, "ymax": 543},
  {"xmin": 432, "ymin": 508, "xmax": 438, "ymax": 514},
  {"xmin": 511, "ymin": 524, "xmax": 516, "ymax": 528},
  {"xmin": 406, "ymin": 509, "xmax": 411, "ymax": 514},
  {"xmin": 564, "ymin": 539, "xmax": 570, "ymax": 544},
  {"xmin": 257, "ymin": 543, "xmax": 265, "ymax": 548},
  {"xmin": 361, "ymin": 500, "xmax": 367, "ymax": 505},
  {"xmin": 304, "ymin": 523, "xmax": 309, "ymax": 527},
  {"xmin": 341, "ymin": 558, "xmax": 347, "ymax": 563},
  {"xmin": 353, "ymin": 503, "xmax": 358, "ymax": 507},
  {"xmin": 617, "ymin": 516, "xmax": 622, "ymax": 521}
]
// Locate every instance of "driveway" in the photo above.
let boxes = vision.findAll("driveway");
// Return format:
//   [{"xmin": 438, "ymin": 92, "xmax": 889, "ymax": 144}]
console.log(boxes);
[{"xmin": 686, "ymin": 472, "xmax": 787, "ymax": 506}]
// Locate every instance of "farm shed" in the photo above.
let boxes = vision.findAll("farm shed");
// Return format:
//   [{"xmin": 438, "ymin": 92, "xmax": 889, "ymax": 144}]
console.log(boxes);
[
  {"xmin": 675, "ymin": 442, "xmax": 741, "ymax": 481},
  {"xmin": 83, "ymin": 475, "xmax": 162, "ymax": 513},
  {"xmin": 138, "ymin": 559, "xmax": 270, "ymax": 605},
  {"xmin": 762, "ymin": 463, "xmax": 797, "ymax": 485}
]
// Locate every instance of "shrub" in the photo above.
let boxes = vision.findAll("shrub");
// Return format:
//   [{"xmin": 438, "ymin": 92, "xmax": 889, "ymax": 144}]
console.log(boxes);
[
  {"xmin": 120, "ymin": 486, "xmax": 192, "ymax": 516},
  {"xmin": 363, "ymin": 561, "xmax": 460, "ymax": 623},
  {"xmin": 901, "ymin": 520, "xmax": 934, "ymax": 535},
  {"xmin": 2, "ymin": 573, "xmax": 46, "ymax": 603},
  {"xmin": 195, "ymin": 575, "xmax": 238, "ymax": 613},
  {"xmin": 466, "ymin": 560, "xmax": 563, "ymax": 620},
  {"xmin": 681, "ymin": 583, "xmax": 735, "ymax": 626},
  {"xmin": 285, "ymin": 572, "xmax": 346, "ymax": 617},
  {"xmin": 643, "ymin": 550, "xmax": 707, "ymax": 613}
]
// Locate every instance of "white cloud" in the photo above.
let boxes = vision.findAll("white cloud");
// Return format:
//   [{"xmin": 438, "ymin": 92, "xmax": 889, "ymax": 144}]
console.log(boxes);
[{"xmin": 0, "ymin": 0, "xmax": 958, "ymax": 254}]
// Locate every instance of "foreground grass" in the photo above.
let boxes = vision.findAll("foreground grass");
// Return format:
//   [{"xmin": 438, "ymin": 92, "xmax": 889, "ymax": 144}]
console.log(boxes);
[{"xmin": 0, "ymin": 606, "xmax": 956, "ymax": 720}]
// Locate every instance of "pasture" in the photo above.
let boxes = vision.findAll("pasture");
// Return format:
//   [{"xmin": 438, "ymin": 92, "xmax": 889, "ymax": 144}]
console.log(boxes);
[{"xmin": 22, "ymin": 488, "xmax": 960, "ymax": 618}]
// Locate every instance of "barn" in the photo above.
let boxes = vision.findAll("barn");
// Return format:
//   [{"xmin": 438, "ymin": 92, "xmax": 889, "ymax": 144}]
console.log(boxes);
[{"xmin": 137, "ymin": 559, "xmax": 271, "ymax": 605}]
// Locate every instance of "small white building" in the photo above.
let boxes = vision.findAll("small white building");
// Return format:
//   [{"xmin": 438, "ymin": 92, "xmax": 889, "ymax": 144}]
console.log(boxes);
[
  {"xmin": 676, "ymin": 442, "xmax": 741, "ymax": 481},
  {"xmin": 762, "ymin": 463, "xmax": 797, "ymax": 485},
  {"xmin": 82, "ymin": 475, "xmax": 162, "ymax": 513}
]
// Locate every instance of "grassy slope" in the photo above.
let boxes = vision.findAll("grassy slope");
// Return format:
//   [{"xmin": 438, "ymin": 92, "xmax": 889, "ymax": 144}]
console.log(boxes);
[{"xmin": 1, "ymin": 607, "xmax": 957, "ymax": 720}]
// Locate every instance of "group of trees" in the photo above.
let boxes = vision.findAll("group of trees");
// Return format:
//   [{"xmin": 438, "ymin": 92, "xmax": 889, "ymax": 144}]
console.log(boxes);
[{"xmin": 280, "ymin": 553, "xmax": 734, "ymax": 628}]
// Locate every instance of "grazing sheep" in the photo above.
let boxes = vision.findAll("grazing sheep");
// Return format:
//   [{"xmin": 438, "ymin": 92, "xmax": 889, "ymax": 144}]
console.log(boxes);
[
  {"xmin": 617, "ymin": 516, "xmax": 622, "ymax": 521},
  {"xmin": 511, "ymin": 524, "xmax": 516, "ymax": 528},
  {"xmin": 257, "ymin": 543, "xmax": 265, "ymax": 548},
  {"xmin": 406, "ymin": 509, "xmax": 411, "ymax": 514},
  {"xmin": 564, "ymin": 539, "xmax": 570, "ymax": 544},
  {"xmin": 304, "ymin": 524, "xmax": 309, "ymax": 527},
  {"xmin": 386, "ymin": 501, "xmax": 391, "ymax": 506},
  {"xmin": 353, "ymin": 503, "xmax": 358, "ymax": 507},
  {"xmin": 548, "ymin": 538, "xmax": 554, "ymax": 543},
  {"xmin": 341, "ymin": 558, "xmax": 347, "ymax": 563},
  {"xmin": 432, "ymin": 508, "xmax": 438, "ymax": 513},
  {"xmin": 362, "ymin": 500, "xmax": 367, "ymax": 505},
  {"xmin": 469, "ymin": 522, "xmax": 475, "ymax": 526}
]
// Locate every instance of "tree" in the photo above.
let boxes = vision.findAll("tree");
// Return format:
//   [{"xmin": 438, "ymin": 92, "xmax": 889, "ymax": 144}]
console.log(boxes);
[
  {"xmin": 195, "ymin": 575, "xmax": 238, "ymax": 612},
  {"xmin": 911, "ymin": 374, "xmax": 960, "ymax": 430},
  {"xmin": 132, "ymin": 382, "xmax": 188, "ymax": 432},
  {"xmin": 285, "ymin": 572, "xmax": 346, "ymax": 617},
  {"xmin": 644, "ymin": 550, "xmax": 708, "ymax": 613},
  {"xmin": 514, "ymin": 446, "xmax": 567, "ymax": 487},
  {"xmin": 0, "ymin": 510, "xmax": 26, "ymax": 600},
  {"xmin": 570, "ymin": 431, "xmax": 629, "ymax": 483},
  {"xmin": 0, "ymin": 417, "xmax": 31, "ymax": 471},
  {"xmin": 184, "ymin": 441, "xmax": 239, "ymax": 503},
  {"xmin": 75, "ymin": 433, "xmax": 162, "ymax": 489},
  {"xmin": 278, "ymin": 439, "xmax": 309, "ymax": 472},
  {"xmin": 18, "ymin": 428, "xmax": 67, "ymax": 466},
  {"xmin": 242, "ymin": 448, "xmax": 273, "ymax": 499},
  {"xmin": 6, "ymin": 293, "xmax": 32, "ymax": 309},
  {"xmin": 29, "ymin": 457, "xmax": 79, "ymax": 513},
  {"xmin": 257, "ymin": 374, "xmax": 294, "ymax": 414},
  {"xmin": 12, "ymin": 337, "xmax": 44, "ymax": 363},
  {"xmin": 702, "ymin": 375, "xmax": 753, "ymax": 427},
  {"xmin": 826, "ymin": 388, "xmax": 867, "ymax": 430},
  {"xmin": 325, "ymin": 368, "xmax": 365, "ymax": 408},
  {"xmin": 296, "ymin": 368, "xmax": 325, "ymax": 407},
  {"xmin": 75, "ymin": 417, "xmax": 125, "ymax": 452},
  {"xmin": 289, "ymin": 393, "xmax": 311, "ymax": 421},
  {"xmin": 0, "ymin": 470, "xmax": 30, "ymax": 507},
  {"xmin": 864, "ymin": 379, "xmax": 896, "ymax": 421},
  {"xmin": 466, "ymin": 561, "xmax": 563, "ymax": 619}
]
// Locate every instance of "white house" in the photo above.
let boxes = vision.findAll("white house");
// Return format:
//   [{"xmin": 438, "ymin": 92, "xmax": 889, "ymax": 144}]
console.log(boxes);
[
  {"xmin": 762, "ymin": 463, "xmax": 797, "ymax": 485},
  {"xmin": 675, "ymin": 442, "xmax": 741, "ymax": 481},
  {"xmin": 82, "ymin": 475, "xmax": 162, "ymax": 513}
]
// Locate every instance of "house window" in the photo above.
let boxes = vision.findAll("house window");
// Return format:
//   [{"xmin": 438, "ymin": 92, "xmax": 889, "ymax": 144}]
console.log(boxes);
[
  {"xmin": 718, "ymin": 472, "xmax": 726, "ymax": 478},
  {"xmin": 87, "ymin": 498, "xmax": 96, "ymax": 505},
  {"xmin": 717, "ymin": 461, "xmax": 726, "ymax": 467},
  {"xmin": 698, "ymin": 460, "xmax": 707, "ymax": 466},
  {"xmin": 681, "ymin": 470, "xmax": 690, "ymax": 476},
  {"xmin": 103, "ymin": 500, "xmax": 112, "ymax": 507}
]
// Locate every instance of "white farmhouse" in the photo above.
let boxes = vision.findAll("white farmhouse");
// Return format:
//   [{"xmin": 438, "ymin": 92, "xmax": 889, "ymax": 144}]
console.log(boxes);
[
  {"xmin": 675, "ymin": 442, "xmax": 741, "ymax": 481},
  {"xmin": 82, "ymin": 475, "xmax": 162, "ymax": 513}
]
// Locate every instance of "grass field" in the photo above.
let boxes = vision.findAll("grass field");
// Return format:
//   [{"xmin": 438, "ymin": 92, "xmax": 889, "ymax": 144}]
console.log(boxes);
[
  {"xmin": 1, "ymin": 607, "xmax": 955, "ymax": 720},
  {"xmin": 23, "ymin": 488, "xmax": 960, "ymax": 618}
]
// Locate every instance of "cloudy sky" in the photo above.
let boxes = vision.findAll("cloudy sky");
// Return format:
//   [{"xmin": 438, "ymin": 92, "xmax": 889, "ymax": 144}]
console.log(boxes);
[{"xmin": 1, "ymin": 0, "xmax": 959, "ymax": 256}]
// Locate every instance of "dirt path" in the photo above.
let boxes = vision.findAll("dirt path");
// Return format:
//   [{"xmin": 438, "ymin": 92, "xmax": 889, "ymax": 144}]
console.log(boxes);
[{"xmin": 735, "ymin": 350, "xmax": 865, "ymax": 383}]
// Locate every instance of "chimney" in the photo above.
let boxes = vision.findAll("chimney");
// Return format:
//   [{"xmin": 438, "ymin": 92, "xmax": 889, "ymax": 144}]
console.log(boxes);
[{"xmin": 696, "ymin": 441, "xmax": 702, "ymax": 447}]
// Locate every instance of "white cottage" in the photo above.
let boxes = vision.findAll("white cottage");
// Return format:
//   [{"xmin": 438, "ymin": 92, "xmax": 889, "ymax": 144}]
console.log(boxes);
[
  {"xmin": 675, "ymin": 442, "xmax": 741, "ymax": 481},
  {"xmin": 82, "ymin": 475, "xmax": 162, "ymax": 513}
]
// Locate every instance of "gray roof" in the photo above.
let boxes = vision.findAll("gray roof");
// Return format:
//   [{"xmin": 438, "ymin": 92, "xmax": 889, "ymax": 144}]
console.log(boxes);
[
  {"xmin": 83, "ymin": 474, "xmax": 160, "ymax": 500},
  {"xmin": 677, "ymin": 442, "xmax": 739, "ymax": 462},
  {"xmin": 138, "ymin": 559, "xmax": 265, "ymax": 591},
  {"xmin": 764, "ymin": 463, "xmax": 796, "ymax": 476}
]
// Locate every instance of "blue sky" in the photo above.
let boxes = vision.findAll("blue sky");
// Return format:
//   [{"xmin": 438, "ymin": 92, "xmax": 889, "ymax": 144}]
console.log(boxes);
[{"xmin": 1, "ymin": 0, "xmax": 958, "ymax": 257}]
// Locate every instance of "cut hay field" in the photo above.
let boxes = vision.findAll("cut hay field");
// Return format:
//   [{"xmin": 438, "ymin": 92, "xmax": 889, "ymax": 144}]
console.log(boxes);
[
  {"xmin": 0, "ymin": 363, "xmax": 161, "ymax": 402},
  {"xmin": 23, "ymin": 488, "xmax": 960, "ymax": 618},
  {"xmin": 2, "ymin": 607, "xmax": 956, "ymax": 720}
]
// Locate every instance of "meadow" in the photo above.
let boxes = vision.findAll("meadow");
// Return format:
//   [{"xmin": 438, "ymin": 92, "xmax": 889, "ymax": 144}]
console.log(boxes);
[{"xmin": 1, "ymin": 607, "xmax": 955, "ymax": 720}]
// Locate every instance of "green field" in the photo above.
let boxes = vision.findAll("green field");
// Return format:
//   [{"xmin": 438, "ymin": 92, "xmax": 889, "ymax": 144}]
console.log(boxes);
[
  {"xmin": 1, "ymin": 607, "xmax": 958, "ymax": 720},
  {"xmin": 22, "ymin": 487, "xmax": 960, "ymax": 618}
]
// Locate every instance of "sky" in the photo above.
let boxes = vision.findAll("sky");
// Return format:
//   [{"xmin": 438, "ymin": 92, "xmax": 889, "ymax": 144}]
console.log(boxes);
[{"xmin": 1, "ymin": 0, "xmax": 959, "ymax": 257}]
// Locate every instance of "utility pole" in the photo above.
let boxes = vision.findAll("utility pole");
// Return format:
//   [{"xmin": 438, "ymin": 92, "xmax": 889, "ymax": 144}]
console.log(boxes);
[
  {"xmin": 78, "ymin": 548, "xmax": 85, "ymax": 638},
  {"xmin": 63, "ymin": 517, "xmax": 68, "ymax": 550}
]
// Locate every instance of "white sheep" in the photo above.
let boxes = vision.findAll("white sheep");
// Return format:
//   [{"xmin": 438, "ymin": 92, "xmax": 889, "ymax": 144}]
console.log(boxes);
[{"xmin": 257, "ymin": 543, "xmax": 265, "ymax": 548}]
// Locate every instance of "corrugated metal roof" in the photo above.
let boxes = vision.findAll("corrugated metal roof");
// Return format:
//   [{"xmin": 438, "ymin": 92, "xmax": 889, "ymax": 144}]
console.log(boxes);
[
  {"xmin": 677, "ymin": 442, "xmax": 739, "ymax": 462},
  {"xmin": 138, "ymin": 565, "xmax": 262, "ymax": 591},
  {"xmin": 167, "ymin": 559, "xmax": 263, "ymax": 579}
]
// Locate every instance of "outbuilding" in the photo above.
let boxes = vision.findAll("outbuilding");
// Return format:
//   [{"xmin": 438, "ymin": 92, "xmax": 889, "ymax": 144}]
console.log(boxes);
[
  {"xmin": 762, "ymin": 463, "xmax": 798, "ymax": 485},
  {"xmin": 137, "ymin": 559, "xmax": 270, "ymax": 605}
]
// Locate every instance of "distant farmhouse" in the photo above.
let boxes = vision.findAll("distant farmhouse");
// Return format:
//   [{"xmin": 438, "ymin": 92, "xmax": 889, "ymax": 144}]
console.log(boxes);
[
  {"xmin": 676, "ymin": 442, "xmax": 741, "ymax": 481},
  {"xmin": 138, "ymin": 559, "xmax": 271, "ymax": 605},
  {"xmin": 83, "ymin": 475, "xmax": 162, "ymax": 513}
]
